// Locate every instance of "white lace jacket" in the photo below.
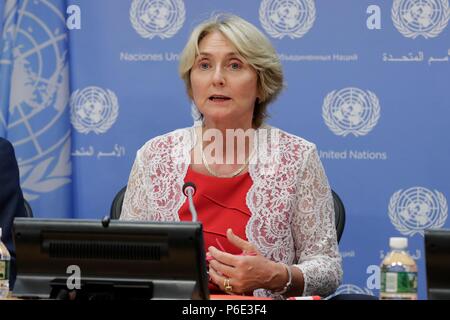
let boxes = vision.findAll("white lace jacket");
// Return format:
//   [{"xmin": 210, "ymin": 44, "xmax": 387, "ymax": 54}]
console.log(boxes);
[{"xmin": 121, "ymin": 125, "xmax": 343, "ymax": 298}]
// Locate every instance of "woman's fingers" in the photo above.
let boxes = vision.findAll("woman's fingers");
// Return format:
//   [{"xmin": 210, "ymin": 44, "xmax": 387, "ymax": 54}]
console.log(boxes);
[
  {"xmin": 208, "ymin": 246, "xmax": 239, "ymax": 266},
  {"xmin": 209, "ymin": 266, "xmax": 233, "ymax": 294},
  {"xmin": 226, "ymin": 229, "xmax": 258, "ymax": 255},
  {"xmin": 209, "ymin": 257, "xmax": 235, "ymax": 278}
]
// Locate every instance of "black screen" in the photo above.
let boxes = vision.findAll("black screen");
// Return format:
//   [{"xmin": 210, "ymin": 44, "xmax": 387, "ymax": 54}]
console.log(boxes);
[
  {"xmin": 425, "ymin": 228, "xmax": 450, "ymax": 300},
  {"xmin": 12, "ymin": 218, "xmax": 209, "ymax": 300}
]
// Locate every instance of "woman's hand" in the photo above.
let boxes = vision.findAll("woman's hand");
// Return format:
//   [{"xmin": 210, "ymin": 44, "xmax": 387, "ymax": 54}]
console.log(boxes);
[{"xmin": 208, "ymin": 228, "xmax": 287, "ymax": 295}]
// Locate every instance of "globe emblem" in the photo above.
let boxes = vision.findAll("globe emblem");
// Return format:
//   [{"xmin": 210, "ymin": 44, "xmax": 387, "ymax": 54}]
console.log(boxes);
[
  {"xmin": 392, "ymin": 0, "xmax": 450, "ymax": 38},
  {"xmin": 268, "ymin": 1, "xmax": 304, "ymax": 30},
  {"xmin": 322, "ymin": 87, "xmax": 380, "ymax": 137},
  {"xmin": 389, "ymin": 187, "xmax": 448, "ymax": 236},
  {"xmin": 0, "ymin": 1, "xmax": 71, "ymax": 201},
  {"xmin": 70, "ymin": 87, "xmax": 119, "ymax": 135},
  {"xmin": 139, "ymin": 1, "xmax": 172, "ymax": 29},
  {"xmin": 130, "ymin": 0, "xmax": 186, "ymax": 39},
  {"xmin": 259, "ymin": 0, "xmax": 316, "ymax": 39},
  {"xmin": 400, "ymin": 0, "xmax": 443, "ymax": 31}
]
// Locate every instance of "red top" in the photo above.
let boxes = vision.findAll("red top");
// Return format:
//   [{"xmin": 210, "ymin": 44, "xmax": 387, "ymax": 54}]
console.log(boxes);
[
  {"xmin": 179, "ymin": 167, "xmax": 253, "ymax": 254},
  {"xmin": 178, "ymin": 167, "xmax": 253, "ymax": 293}
]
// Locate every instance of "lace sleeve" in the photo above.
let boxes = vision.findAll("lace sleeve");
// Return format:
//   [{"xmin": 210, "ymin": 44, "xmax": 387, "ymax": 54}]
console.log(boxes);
[
  {"xmin": 291, "ymin": 145, "xmax": 343, "ymax": 297},
  {"xmin": 120, "ymin": 149, "xmax": 150, "ymax": 221}
]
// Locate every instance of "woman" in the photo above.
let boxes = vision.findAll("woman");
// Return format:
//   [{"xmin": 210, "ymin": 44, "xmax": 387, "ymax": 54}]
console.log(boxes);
[{"xmin": 121, "ymin": 14, "xmax": 342, "ymax": 299}]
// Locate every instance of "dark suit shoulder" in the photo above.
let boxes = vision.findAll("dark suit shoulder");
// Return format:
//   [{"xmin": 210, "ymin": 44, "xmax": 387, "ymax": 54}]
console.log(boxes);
[
  {"xmin": 0, "ymin": 137, "xmax": 18, "ymax": 172},
  {"xmin": 0, "ymin": 136, "xmax": 14, "ymax": 152}
]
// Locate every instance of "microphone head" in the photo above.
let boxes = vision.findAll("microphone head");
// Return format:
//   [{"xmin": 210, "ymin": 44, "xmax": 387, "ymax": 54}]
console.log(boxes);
[{"xmin": 182, "ymin": 182, "xmax": 196, "ymax": 197}]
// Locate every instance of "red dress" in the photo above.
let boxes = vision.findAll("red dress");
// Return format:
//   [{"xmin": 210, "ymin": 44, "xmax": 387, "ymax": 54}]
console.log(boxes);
[
  {"xmin": 178, "ymin": 167, "xmax": 253, "ymax": 293},
  {"xmin": 179, "ymin": 167, "xmax": 252, "ymax": 253}
]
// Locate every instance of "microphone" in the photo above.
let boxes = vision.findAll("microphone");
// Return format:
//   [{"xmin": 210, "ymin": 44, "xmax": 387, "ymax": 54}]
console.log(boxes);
[{"xmin": 182, "ymin": 182, "xmax": 198, "ymax": 222}]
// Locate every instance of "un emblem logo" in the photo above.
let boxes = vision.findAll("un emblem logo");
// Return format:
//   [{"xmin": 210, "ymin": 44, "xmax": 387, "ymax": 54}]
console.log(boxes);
[
  {"xmin": 259, "ymin": 0, "xmax": 316, "ymax": 39},
  {"xmin": 322, "ymin": 87, "xmax": 380, "ymax": 137},
  {"xmin": 392, "ymin": 0, "xmax": 450, "ymax": 39},
  {"xmin": 389, "ymin": 187, "xmax": 448, "ymax": 236},
  {"xmin": 327, "ymin": 284, "xmax": 374, "ymax": 298},
  {"xmin": 0, "ymin": 1, "xmax": 71, "ymax": 201},
  {"xmin": 70, "ymin": 87, "xmax": 119, "ymax": 134},
  {"xmin": 130, "ymin": 0, "xmax": 185, "ymax": 39}
]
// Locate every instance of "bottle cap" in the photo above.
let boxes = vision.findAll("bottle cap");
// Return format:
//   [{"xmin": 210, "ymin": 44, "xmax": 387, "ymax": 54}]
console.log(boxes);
[{"xmin": 389, "ymin": 237, "xmax": 408, "ymax": 249}]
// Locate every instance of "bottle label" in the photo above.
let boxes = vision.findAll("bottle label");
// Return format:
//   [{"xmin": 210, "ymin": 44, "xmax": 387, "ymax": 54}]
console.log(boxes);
[
  {"xmin": 0, "ymin": 260, "xmax": 9, "ymax": 280},
  {"xmin": 381, "ymin": 271, "xmax": 418, "ymax": 294}
]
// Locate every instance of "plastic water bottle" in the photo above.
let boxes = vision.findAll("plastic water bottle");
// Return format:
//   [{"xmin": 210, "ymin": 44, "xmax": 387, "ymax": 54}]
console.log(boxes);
[
  {"xmin": 380, "ymin": 237, "xmax": 418, "ymax": 300},
  {"xmin": 0, "ymin": 228, "xmax": 11, "ymax": 299}
]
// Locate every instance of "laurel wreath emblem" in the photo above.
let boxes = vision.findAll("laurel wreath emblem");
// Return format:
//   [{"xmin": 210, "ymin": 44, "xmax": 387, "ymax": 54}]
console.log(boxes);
[
  {"xmin": 322, "ymin": 89, "xmax": 380, "ymax": 137},
  {"xmin": 392, "ymin": 0, "xmax": 450, "ymax": 39},
  {"xmin": 388, "ymin": 188, "xmax": 448, "ymax": 237},
  {"xmin": 130, "ymin": 0, "xmax": 185, "ymax": 39},
  {"xmin": 70, "ymin": 88, "xmax": 119, "ymax": 135},
  {"xmin": 20, "ymin": 136, "xmax": 72, "ymax": 201},
  {"xmin": 259, "ymin": 0, "xmax": 316, "ymax": 39},
  {"xmin": 333, "ymin": 284, "xmax": 374, "ymax": 297}
]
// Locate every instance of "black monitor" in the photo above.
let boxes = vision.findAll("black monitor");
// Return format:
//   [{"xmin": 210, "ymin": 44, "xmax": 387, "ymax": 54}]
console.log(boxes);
[
  {"xmin": 424, "ymin": 228, "xmax": 450, "ymax": 300},
  {"xmin": 12, "ymin": 217, "xmax": 209, "ymax": 300}
]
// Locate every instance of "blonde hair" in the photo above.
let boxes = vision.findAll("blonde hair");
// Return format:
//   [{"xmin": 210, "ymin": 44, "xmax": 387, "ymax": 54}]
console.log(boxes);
[{"xmin": 179, "ymin": 14, "xmax": 284, "ymax": 128}]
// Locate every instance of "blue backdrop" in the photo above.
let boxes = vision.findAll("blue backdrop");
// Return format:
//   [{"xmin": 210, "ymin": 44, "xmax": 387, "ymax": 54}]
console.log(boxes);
[{"xmin": 1, "ymin": 0, "xmax": 449, "ymax": 299}]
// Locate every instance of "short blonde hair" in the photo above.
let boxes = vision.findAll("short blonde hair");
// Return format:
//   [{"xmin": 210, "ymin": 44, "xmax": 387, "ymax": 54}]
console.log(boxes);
[{"xmin": 179, "ymin": 14, "xmax": 284, "ymax": 128}]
